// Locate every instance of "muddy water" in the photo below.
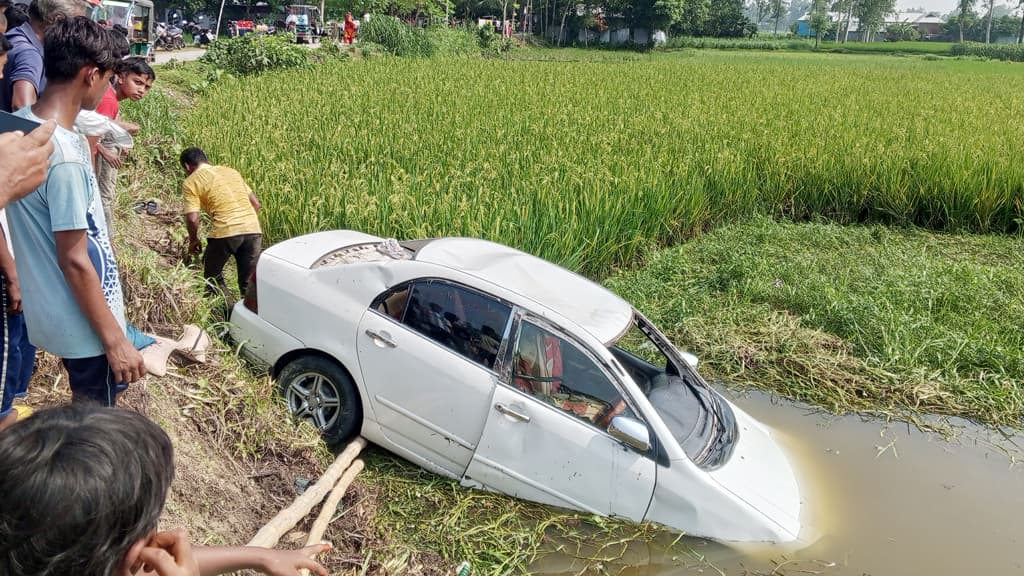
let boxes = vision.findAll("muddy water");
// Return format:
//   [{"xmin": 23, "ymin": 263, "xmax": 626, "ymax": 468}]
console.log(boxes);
[{"xmin": 531, "ymin": 391, "xmax": 1024, "ymax": 575}]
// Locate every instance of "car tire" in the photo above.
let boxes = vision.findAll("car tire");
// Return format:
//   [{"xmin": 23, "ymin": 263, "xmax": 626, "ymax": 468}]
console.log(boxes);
[{"xmin": 277, "ymin": 356, "xmax": 361, "ymax": 446}]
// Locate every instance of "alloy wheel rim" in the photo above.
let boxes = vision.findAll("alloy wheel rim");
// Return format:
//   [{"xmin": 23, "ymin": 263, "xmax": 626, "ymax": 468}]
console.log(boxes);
[{"xmin": 286, "ymin": 372, "xmax": 342, "ymax": 431}]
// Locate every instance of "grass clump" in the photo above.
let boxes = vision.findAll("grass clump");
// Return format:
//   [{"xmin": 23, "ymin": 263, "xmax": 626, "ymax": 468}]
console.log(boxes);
[
  {"xmin": 201, "ymin": 33, "xmax": 310, "ymax": 75},
  {"xmin": 607, "ymin": 217, "xmax": 1024, "ymax": 427},
  {"xmin": 952, "ymin": 41, "xmax": 1024, "ymax": 62},
  {"xmin": 358, "ymin": 16, "xmax": 481, "ymax": 57}
]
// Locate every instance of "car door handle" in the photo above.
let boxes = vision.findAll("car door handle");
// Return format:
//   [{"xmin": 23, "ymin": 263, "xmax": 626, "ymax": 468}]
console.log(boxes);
[
  {"xmin": 365, "ymin": 329, "xmax": 397, "ymax": 348},
  {"xmin": 495, "ymin": 403, "xmax": 530, "ymax": 423}
]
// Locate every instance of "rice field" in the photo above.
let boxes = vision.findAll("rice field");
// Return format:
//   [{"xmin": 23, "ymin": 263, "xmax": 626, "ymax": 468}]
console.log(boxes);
[{"xmin": 186, "ymin": 51, "xmax": 1024, "ymax": 276}]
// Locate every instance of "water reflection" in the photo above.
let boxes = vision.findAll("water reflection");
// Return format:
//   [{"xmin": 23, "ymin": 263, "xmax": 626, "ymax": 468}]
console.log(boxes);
[{"xmin": 531, "ymin": 390, "xmax": 1024, "ymax": 575}]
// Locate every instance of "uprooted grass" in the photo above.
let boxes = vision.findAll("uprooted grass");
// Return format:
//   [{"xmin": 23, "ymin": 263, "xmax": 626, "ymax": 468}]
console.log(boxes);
[{"xmin": 607, "ymin": 217, "xmax": 1024, "ymax": 427}]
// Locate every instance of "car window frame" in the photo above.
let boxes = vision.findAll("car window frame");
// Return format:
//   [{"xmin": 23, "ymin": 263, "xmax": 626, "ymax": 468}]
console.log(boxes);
[
  {"xmin": 496, "ymin": 308, "xmax": 657, "ymax": 458},
  {"xmin": 368, "ymin": 278, "xmax": 515, "ymax": 374}
]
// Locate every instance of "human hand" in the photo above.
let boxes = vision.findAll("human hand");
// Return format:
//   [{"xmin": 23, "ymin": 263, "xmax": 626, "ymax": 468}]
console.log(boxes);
[
  {"xmin": 105, "ymin": 334, "xmax": 146, "ymax": 384},
  {"xmin": 98, "ymin": 145, "xmax": 123, "ymax": 169},
  {"xmin": 137, "ymin": 529, "xmax": 201, "ymax": 576},
  {"xmin": 123, "ymin": 121, "xmax": 141, "ymax": 135},
  {"xmin": 260, "ymin": 543, "xmax": 331, "ymax": 576},
  {"xmin": 6, "ymin": 275, "xmax": 22, "ymax": 314},
  {"xmin": 0, "ymin": 121, "xmax": 56, "ymax": 206},
  {"xmin": 187, "ymin": 237, "xmax": 202, "ymax": 256}
]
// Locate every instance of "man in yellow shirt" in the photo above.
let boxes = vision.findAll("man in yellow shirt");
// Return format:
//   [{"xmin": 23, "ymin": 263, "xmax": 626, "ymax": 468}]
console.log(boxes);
[{"xmin": 180, "ymin": 147, "xmax": 262, "ymax": 308}]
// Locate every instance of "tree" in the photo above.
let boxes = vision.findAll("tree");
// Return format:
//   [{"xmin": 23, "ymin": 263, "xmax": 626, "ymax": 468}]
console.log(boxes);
[
  {"xmin": 957, "ymin": 0, "xmax": 977, "ymax": 41},
  {"xmin": 755, "ymin": 0, "xmax": 771, "ymax": 23},
  {"xmin": 854, "ymin": 0, "xmax": 894, "ymax": 41},
  {"xmin": 769, "ymin": 0, "xmax": 786, "ymax": 33},
  {"xmin": 808, "ymin": 0, "xmax": 828, "ymax": 46},
  {"xmin": 983, "ymin": 0, "xmax": 995, "ymax": 42},
  {"xmin": 1019, "ymin": 0, "xmax": 1024, "ymax": 43},
  {"xmin": 707, "ymin": 0, "xmax": 753, "ymax": 35}
]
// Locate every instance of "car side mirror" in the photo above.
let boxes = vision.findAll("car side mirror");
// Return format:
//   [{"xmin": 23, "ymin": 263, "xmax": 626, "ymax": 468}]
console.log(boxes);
[
  {"xmin": 608, "ymin": 416, "xmax": 651, "ymax": 452},
  {"xmin": 677, "ymin": 349, "xmax": 699, "ymax": 368}
]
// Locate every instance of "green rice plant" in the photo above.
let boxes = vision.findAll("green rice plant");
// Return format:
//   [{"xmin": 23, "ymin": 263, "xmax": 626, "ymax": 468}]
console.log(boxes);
[
  {"xmin": 185, "ymin": 51, "xmax": 1024, "ymax": 277},
  {"xmin": 952, "ymin": 41, "xmax": 1024, "ymax": 62}
]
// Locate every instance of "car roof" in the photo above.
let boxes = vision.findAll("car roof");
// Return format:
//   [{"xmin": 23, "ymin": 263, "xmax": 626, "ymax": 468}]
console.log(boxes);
[
  {"xmin": 266, "ymin": 231, "xmax": 634, "ymax": 345},
  {"xmin": 415, "ymin": 237, "xmax": 633, "ymax": 345}
]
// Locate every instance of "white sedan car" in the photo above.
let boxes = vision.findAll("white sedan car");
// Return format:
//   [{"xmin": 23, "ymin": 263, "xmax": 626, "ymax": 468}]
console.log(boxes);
[{"xmin": 230, "ymin": 231, "xmax": 803, "ymax": 543}]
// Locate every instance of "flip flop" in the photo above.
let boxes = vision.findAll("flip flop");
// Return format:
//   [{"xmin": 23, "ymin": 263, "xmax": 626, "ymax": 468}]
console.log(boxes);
[
  {"xmin": 140, "ymin": 335, "xmax": 178, "ymax": 377},
  {"xmin": 173, "ymin": 324, "xmax": 211, "ymax": 364},
  {"xmin": 13, "ymin": 405, "xmax": 33, "ymax": 419}
]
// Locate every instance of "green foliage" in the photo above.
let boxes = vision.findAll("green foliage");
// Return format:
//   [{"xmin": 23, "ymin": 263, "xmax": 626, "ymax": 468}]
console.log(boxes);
[
  {"xmin": 952, "ymin": 41, "xmax": 1024, "ymax": 61},
  {"xmin": 200, "ymin": 33, "xmax": 310, "ymax": 75},
  {"xmin": 607, "ymin": 218, "xmax": 1024, "ymax": 426},
  {"xmin": 885, "ymin": 22, "xmax": 921, "ymax": 41},
  {"xmin": 359, "ymin": 15, "xmax": 486, "ymax": 56},
  {"xmin": 663, "ymin": 35, "xmax": 813, "ymax": 49},
  {"xmin": 186, "ymin": 52, "xmax": 1024, "ymax": 278}
]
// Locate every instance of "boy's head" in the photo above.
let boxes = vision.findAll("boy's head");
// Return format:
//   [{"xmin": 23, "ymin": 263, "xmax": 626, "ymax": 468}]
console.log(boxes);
[
  {"xmin": 180, "ymin": 147, "xmax": 209, "ymax": 175},
  {"xmin": 44, "ymin": 16, "xmax": 118, "ymax": 110},
  {"xmin": 116, "ymin": 57, "xmax": 155, "ymax": 101},
  {"xmin": 0, "ymin": 404, "xmax": 175, "ymax": 576}
]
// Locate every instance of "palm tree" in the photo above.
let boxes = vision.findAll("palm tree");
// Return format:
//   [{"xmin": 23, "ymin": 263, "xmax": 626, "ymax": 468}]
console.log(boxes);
[{"xmin": 958, "ymin": 0, "xmax": 976, "ymax": 42}]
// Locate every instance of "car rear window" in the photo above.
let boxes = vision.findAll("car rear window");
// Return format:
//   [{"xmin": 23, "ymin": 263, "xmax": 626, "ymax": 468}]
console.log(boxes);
[{"xmin": 400, "ymin": 281, "xmax": 510, "ymax": 370}]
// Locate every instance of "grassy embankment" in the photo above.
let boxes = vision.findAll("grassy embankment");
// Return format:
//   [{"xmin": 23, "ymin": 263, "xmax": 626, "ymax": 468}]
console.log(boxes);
[
  {"xmin": 117, "ymin": 49, "xmax": 1024, "ymax": 574},
  {"xmin": 663, "ymin": 36, "xmax": 958, "ymax": 55}
]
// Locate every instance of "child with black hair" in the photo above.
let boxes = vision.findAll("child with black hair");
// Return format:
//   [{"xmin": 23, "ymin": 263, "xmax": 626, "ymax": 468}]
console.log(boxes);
[
  {"xmin": 5, "ymin": 16, "xmax": 146, "ymax": 404},
  {"xmin": 0, "ymin": 404, "xmax": 330, "ymax": 575}
]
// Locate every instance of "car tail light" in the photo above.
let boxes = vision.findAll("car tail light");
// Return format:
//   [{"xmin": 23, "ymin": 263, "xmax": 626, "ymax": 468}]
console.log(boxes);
[{"xmin": 243, "ymin": 259, "xmax": 259, "ymax": 314}]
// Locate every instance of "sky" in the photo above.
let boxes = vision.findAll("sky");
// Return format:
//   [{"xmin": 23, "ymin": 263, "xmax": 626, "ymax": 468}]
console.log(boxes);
[{"xmin": 896, "ymin": 0, "xmax": 1019, "ymax": 15}]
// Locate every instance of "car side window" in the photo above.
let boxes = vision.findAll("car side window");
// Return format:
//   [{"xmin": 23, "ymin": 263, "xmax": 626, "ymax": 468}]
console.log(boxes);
[
  {"xmin": 399, "ymin": 281, "xmax": 510, "ymax": 370},
  {"xmin": 511, "ymin": 319, "xmax": 636, "ymax": 431}
]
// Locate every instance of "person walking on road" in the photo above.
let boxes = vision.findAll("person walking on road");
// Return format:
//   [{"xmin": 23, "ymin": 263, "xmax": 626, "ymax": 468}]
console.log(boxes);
[{"xmin": 179, "ymin": 147, "xmax": 262, "ymax": 314}]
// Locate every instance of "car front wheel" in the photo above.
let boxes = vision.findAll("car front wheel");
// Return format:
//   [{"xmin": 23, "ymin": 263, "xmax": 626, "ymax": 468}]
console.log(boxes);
[{"xmin": 277, "ymin": 356, "xmax": 361, "ymax": 446}]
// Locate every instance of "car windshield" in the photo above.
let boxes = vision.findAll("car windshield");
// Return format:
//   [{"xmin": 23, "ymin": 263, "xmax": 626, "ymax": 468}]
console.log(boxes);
[{"xmin": 608, "ymin": 313, "xmax": 736, "ymax": 470}]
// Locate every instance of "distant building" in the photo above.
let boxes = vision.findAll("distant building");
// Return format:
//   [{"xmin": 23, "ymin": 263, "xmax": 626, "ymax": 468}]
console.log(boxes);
[{"xmin": 795, "ymin": 11, "xmax": 945, "ymax": 41}]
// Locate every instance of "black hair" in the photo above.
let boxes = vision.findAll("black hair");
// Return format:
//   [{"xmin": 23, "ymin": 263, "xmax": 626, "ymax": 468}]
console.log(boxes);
[
  {"xmin": 107, "ymin": 26, "xmax": 129, "ymax": 59},
  {"xmin": 111, "ymin": 22, "xmax": 127, "ymax": 36},
  {"xmin": 4, "ymin": 2, "xmax": 25, "ymax": 28},
  {"xmin": 121, "ymin": 56, "xmax": 155, "ymax": 80},
  {"xmin": 43, "ymin": 16, "xmax": 118, "ymax": 83},
  {"xmin": 180, "ymin": 147, "xmax": 209, "ymax": 168},
  {"xmin": 0, "ymin": 36, "xmax": 8, "ymax": 57},
  {"xmin": 0, "ymin": 405, "xmax": 175, "ymax": 576}
]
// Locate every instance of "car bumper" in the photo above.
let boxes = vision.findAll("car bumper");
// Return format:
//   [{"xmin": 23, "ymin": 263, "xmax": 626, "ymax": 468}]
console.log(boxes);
[{"xmin": 229, "ymin": 302, "xmax": 305, "ymax": 374}]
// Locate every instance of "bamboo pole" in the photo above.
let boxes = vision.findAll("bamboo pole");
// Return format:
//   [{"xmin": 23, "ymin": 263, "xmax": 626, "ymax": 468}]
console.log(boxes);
[
  {"xmin": 247, "ymin": 437, "xmax": 367, "ymax": 548},
  {"xmin": 305, "ymin": 459, "xmax": 364, "ymax": 546}
]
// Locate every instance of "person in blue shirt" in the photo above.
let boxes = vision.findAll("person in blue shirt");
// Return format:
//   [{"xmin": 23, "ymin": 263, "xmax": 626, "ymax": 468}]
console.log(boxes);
[
  {"xmin": 6, "ymin": 16, "xmax": 145, "ymax": 409},
  {"xmin": 1, "ymin": 0, "xmax": 88, "ymax": 112}
]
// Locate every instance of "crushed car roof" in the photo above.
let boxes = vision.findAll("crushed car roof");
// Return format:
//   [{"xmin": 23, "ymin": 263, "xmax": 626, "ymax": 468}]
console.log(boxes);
[{"xmin": 415, "ymin": 237, "xmax": 633, "ymax": 345}]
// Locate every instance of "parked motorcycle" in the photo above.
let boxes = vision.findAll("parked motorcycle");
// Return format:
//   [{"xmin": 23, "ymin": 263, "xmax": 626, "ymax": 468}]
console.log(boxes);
[
  {"xmin": 185, "ymin": 22, "xmax": 215, "ymax": 46},
  {"xmin": 154, "ymin": 22, "xmax": 185, "ymax": 50}
]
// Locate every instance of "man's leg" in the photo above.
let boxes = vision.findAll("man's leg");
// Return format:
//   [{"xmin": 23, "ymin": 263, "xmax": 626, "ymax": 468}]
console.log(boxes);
[
  {"xmin": 62, "ymin": 355, "xmax": 127, "ymax": 407},
  {"xmin": 234, "ymin": 233, "xmax": 262, "ymax": 295},
  {"xmin": 203, "ymin": 237, "xmax": 232, "ymax": 299},
  {"xmin": 0, "ymin": 275, "xmax": 15, "ymax": 431},
  {"xmin": 8, "ymin": 313, "xmax": 35, "ymax": 399},
  {"xmin": 96, "ymin": 152, "xmax": 119, "ymax": 237}
]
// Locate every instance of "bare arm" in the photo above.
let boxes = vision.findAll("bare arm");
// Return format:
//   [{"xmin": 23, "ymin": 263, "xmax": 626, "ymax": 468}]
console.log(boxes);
[
  {"xmin": 185, "ymin": 211, "xmax": 202, "ymax": 255},
  {"xmin": 248, "ymin": 192, "xmax": 261, "ymax": 212},
  {"xmin": 11, "ymin": 80, "xmax": 38, "ymax": 111},
  {"xmin": 115, "ymin": 118, "xmax": 141, "ymax": 135},
  {"xmin": 0, "ymin": 226, "xmax": 20, "ymax": 313},
  {"xmin": 55, "ymin": 229, "xmax": 144, "ymax": 383},
  {"xmin": 192, "ymin": 544, "xmax": 328, "ymax": 576}
]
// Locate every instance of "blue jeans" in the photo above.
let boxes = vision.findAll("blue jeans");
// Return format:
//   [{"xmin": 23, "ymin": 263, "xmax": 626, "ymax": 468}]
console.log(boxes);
[
  {"xmin": 0, "ymin": 276, "xmax": 35, "ymax": 417},
  {"xmin": 62, "ymin": 355, "xmax": 128, "ymax": 407}
]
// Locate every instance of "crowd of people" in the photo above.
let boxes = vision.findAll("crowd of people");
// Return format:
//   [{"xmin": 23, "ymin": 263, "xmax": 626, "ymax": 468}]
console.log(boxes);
[{"xmin": 0, "ymin": 1, "xmax": 304, "ymax": 574}]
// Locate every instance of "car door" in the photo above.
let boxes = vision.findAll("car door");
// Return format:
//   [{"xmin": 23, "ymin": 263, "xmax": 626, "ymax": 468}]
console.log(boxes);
[
  {"xmin": 357, "ymin": 279, "xmax": 512, "ymax": 478},
  {"xmin": 463, "ymin": 314, "xmax": 656, "ymax": 522}
]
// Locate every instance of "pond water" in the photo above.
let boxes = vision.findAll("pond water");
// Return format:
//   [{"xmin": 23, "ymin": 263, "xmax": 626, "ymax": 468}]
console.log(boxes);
[{"xmin": 531, "ymin": 390, "xmax": 1024, "ymax": 575}]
